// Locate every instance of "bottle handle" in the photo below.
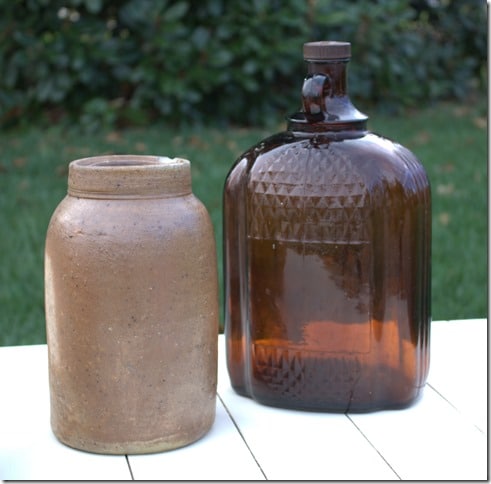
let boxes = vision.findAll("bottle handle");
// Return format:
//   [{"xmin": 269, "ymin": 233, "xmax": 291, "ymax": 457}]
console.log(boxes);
[{"xmin": 301, "ymin": 73, "xmax": 332, "ymax": 121}]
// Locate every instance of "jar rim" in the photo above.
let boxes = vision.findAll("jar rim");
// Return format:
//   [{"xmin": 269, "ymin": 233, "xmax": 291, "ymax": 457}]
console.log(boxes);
[
  {"xmin": 67, "ymin": 155, "xmax": 192, "ymax": 199},
  {"xmin": 71, "ymin": 155, "xmax": 188, "ymax": 169}
]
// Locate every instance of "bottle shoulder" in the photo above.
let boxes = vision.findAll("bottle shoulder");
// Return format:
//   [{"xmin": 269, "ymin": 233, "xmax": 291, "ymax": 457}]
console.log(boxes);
[{"xmin": 228, "ymin": 130, "xmax": 427, "ymax": 179}]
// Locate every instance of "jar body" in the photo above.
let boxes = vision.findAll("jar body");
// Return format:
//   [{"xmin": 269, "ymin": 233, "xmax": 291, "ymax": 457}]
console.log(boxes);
[
  {"xmin": 45, "ymin": 156, "xmax": 219, "ymax": 453},
  {"xmin": 224, "ymin": 131, "xmax": 431, "ymax": 411}
]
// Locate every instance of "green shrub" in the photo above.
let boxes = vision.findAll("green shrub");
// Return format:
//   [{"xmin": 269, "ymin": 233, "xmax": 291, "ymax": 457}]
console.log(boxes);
[
  {"xmin": 0, "ymin": 0, "xmax": 311, "ymax": 128},
  {"xmin": 0, "ymin": 0, "xmax": 486, "ymax": 129},
  {"xmin": 312, "ymin": 0, "xmax": 488, "ymax": 111}
]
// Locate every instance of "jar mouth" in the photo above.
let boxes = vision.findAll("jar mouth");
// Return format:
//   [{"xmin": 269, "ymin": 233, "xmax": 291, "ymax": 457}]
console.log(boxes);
[
  {"xmin": 73, "ymin": 155, "xmax": 187, "ymax": 169},
  {"xmin": 68, "ymin": 155, "xmax": 192, "ymax": 199},
  {"xmin": 91, "ymin": 160, "xmax": 157, "ymax": 167}
]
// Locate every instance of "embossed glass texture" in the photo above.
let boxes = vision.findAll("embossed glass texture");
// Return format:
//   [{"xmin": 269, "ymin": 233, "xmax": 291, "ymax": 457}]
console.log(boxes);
[{"xmin": 223, "ymin": 42, "xmax": 431, "ymax": 412}]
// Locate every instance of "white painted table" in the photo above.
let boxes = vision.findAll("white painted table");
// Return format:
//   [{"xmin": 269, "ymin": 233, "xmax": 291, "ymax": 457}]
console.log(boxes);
[{"xmin": 0, "ymin": 319, "xmax": 487, "ymax": 480}]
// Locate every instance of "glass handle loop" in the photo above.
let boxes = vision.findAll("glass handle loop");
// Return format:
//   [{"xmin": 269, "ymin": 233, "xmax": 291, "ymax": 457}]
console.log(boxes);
[{"xmin": 302, "ymin": 73, "xmax": 331, "ymax": 121}]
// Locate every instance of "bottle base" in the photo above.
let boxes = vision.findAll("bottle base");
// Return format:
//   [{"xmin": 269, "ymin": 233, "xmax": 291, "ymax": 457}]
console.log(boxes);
[{"xmin": 244, "ymin": 388, "xmax": 425, "ymax": 413}]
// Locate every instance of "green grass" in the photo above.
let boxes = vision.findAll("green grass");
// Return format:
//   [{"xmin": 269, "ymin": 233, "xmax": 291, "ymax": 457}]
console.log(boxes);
[{"xmin": 0, "ymin": 101, "xmax": 487, "ymax": 345}]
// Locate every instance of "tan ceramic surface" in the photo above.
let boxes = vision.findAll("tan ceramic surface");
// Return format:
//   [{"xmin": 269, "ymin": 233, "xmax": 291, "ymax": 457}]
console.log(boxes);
[{"xmin": 45, "ymin": 155, "xmax": 219, "ymax": 454}]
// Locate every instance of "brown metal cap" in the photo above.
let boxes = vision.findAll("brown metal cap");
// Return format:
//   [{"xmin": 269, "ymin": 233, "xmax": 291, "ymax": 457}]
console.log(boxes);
[{"xmin": 303, "ymin": 41, "xmax": 351, "ymax": 61}]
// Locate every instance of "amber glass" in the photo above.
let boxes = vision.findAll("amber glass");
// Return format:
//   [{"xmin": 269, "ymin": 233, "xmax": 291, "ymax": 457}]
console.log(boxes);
[{"xmin": 223, "ymin": 42, "xmax": 431, "ymax": 412}]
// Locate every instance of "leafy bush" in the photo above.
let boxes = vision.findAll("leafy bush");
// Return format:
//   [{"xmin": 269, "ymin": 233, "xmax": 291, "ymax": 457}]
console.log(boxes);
[
  {"xmin": 0, "ymin": 0, "xmax": 311, "ymax": 128},
  {"xmin": 312, "ymin": 0, "xmax": 488, "ymax": 112},
  {"xmin": 0, "ymin": 0, "xmax": 486, "ymax": 129}
]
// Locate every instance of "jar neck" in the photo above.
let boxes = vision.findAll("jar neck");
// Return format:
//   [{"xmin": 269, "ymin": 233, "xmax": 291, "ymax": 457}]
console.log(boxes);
[
  {"xmin": 67, "ymin": 155, "xmax": 192, "ymax": 200},
  {"xmin": 288, "ymin": 59, "xmax": 368, "ymax": 132}
]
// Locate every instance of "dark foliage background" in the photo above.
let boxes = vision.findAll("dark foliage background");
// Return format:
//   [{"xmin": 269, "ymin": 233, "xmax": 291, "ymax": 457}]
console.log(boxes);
[{"xmin": 0, "ymin": 0, "xmax": 487, "ymax": 129}]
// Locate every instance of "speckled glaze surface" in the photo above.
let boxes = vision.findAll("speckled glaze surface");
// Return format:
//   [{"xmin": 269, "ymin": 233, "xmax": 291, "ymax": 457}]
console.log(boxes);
[{"xmin": 45, "ymin": 155, "xmax": 219, "ymax": 454}]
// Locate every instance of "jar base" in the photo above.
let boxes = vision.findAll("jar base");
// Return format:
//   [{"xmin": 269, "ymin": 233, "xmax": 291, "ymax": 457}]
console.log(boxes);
[{"xmin": 51, "ymin": 421, "xmax": 214, "ymax": 455}]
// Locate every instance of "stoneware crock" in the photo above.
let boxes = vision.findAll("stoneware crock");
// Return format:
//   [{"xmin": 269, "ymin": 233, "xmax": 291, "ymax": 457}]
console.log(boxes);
[{"xmin": 45, "ymin": 155, "xmax": 219, "ymax": 454}]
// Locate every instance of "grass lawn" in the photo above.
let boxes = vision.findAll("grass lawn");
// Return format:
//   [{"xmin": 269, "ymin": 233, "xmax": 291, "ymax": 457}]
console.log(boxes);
[{"xmin": 0, "ymin": 101, "xmax": 487, "ymax": 345}]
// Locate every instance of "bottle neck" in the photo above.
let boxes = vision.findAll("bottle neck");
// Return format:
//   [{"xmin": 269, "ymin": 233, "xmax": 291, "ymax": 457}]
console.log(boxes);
[
  {"xmin": 306, "ymin": 60, "xmax": 348, "ymax": 96},
  {"xmin": 288, "ymin": 59, "xmax": 368, "ymax": 132}
]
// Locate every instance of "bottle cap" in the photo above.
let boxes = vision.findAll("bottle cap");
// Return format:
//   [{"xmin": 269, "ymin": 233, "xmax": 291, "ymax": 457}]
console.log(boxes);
[{"xmin": 303, "ymin": 41, "xmax": 351, "ymax": 61}]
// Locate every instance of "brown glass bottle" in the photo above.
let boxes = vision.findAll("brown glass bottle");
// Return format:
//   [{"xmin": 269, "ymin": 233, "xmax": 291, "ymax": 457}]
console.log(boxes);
[{"xmin": 223, "ymin": 41, "xmax": 431, "ymax": 412}]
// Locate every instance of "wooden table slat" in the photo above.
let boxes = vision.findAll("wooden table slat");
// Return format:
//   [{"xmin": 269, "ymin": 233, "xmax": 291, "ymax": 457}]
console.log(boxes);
[
  {"xmin": 0, "ymin": 319, "xmax": 487, "ymax": 480},
  {"xmin": 427, "ymin": 318, "xmax": 487, "ymax": 433},
  {"xmin": 0, "ymin": 345, "xmax": 132, "ymax": 481},
  {"xmin": 217, "ymin": 385, "xmax": 399, "ymax": 480},
  {"xmin": 127, "ymin": 396, "xmax": 265, "ymax": 480},
  {"xmin": 349, "ymin": 386, "xmax": 487, "ymax": 480}
]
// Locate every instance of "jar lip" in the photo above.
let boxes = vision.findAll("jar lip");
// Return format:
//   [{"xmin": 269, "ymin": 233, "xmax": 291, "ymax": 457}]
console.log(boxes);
[
  {"xmin": 67, "ymin": 155, "xmax": 192, "ymax": 199},
  {"xmin": 71, "ymin": 154, "xmax": 189, "ymax": 169}
]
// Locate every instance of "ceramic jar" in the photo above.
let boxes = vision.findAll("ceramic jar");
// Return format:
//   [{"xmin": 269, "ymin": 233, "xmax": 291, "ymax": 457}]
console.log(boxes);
[{"xmin": 45, "ymin": 155, "xmax": 219, "ymax": 454}]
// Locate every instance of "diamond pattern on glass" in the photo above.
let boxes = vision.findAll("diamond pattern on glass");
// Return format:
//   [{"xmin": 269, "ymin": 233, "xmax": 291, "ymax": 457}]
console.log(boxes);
[
  {"xmin": 247, "ymin": 142, "xmax": 369, "ymax": 243},
  {"xmin": 252, "ymin": 342, "xmax": 363, "ymax": 403}
]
